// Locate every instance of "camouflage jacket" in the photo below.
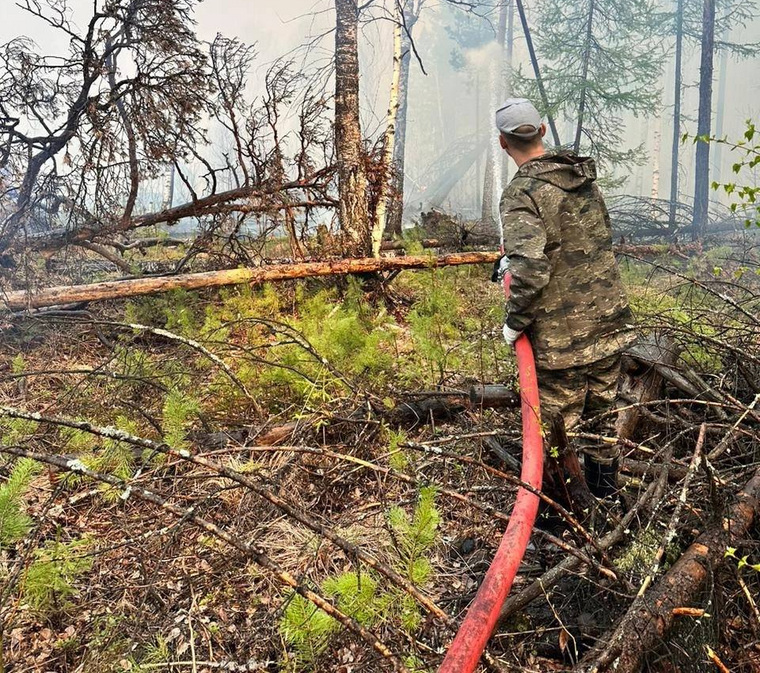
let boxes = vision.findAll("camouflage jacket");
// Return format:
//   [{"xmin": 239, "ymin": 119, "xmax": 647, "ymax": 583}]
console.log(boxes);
[{"xmin": 499, "ymin": 152, "xmax": 636, "ymax": 370}]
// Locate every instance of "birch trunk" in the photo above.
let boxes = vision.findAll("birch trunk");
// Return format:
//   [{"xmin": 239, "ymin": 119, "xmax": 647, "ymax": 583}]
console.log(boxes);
[
  {"xmin": 372, "ymin": 13, "xmax": 403, "ymax": 256},
  {"xmin": 387, "ymin": 1, "xmax": 418, "ymax": 238},
  {"xmin": 712, "ymin": 36, "xmax": 729, "ymax": 186},
  {"xmin": 161, "ymin": 165, "xmax": 175, "ymax": 211},
  {"xmin": 650, "ymin": 111, "xmax": 662, "ymax": 202},
  {"xmin": 481, "ymin": 1, "xmax": 509, "ymax": 225}
]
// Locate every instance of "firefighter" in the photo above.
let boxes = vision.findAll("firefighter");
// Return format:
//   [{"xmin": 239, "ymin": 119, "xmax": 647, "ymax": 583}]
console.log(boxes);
[{"xmin": 492, "ymin": 98, "xmax": 637, "ymax": 499}]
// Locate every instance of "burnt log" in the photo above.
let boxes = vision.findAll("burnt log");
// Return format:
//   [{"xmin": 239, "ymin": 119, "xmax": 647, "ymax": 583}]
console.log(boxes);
[
  {"xmin": 577, "ymin": 465, "xmax": 760, "ymax": 673},
  {"xmin": 617, "ymin": 334, "xmax": 680, "ymax": 444}
]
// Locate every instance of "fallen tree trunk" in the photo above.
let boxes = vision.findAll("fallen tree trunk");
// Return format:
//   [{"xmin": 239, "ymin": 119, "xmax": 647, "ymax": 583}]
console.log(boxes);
[
  {"xmin": 577, "ymin": 465, "xmax": 760, "ymax": 673},
  {"xmin": 3, "ymin": 242, "xmax": 710, "ymax": 311},
  {"xmin": 1, "ymin": 252, "xmax": 500, "ymax": 311}
]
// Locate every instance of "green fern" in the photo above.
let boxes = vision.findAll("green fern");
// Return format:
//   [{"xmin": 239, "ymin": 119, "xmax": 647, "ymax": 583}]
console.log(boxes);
[
  {"xmin": 0, "ymin": 458, "xmax": 41, "ymax": 546},
  {"xmin": 22, "ymin": 535, "xmax": 93, "ymax": 614}
]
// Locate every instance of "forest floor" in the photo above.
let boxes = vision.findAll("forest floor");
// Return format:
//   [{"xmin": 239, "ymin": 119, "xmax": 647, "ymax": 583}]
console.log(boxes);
[{"xmin": 1, "ymin": 240, "xmax": 760, "ymax": 673}]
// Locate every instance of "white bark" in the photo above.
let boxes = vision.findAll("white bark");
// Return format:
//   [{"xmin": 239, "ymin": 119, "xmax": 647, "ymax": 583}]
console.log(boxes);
[{"xmin": 372, "ymin": 12, "xmax": 403, "ymax": 257}]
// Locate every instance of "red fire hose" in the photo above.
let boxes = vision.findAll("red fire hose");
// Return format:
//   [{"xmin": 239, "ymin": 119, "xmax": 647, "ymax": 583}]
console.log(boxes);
[{"xmin": 438, "ymin": 272, "xmax": 544, "ymax": 673}]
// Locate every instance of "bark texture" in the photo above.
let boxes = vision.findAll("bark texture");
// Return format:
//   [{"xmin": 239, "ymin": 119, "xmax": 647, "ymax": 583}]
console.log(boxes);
[
  {"xmin": 372, "ymin": 12, "xmax": 403, "ymax": 255},
  {"xmin": 692, "ymin": 0, "xmax": 715, "ymax": 240},
  {"xmin": 387, "ymin": 1, "xmax": 418, "ymax": 238},
  {"xmin": 335, "ymin": 0, "xmax": 370, "ymax": 255}
]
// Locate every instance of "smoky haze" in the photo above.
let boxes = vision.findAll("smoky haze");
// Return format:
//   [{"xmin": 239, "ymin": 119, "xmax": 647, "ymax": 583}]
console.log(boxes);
[{"xmin": 3, "ymin": 0, "xmax": 759, "ymax": 222}]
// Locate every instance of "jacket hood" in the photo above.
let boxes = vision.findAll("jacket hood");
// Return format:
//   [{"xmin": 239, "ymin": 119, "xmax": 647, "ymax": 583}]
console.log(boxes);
[{"xmin": 516, "ymin": 152, "xmax": 597, "ymax": 191}]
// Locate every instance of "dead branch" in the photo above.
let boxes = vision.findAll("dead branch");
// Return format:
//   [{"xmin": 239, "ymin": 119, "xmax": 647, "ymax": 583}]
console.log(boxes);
[
  {"xmin": 498, "ymin": 478, "xmax": 662, "ymax": 625},
  {"xmin": 0, "ymin": 405, "xmax": 449, "ymax": 624},
  {"xmin": 635, "ymin": 423, "xmax": 706, "ymax": 599},
  {"xmin": 0, "ymin": 444, "xmax": 406, "ymax": 672},
  {"xmin": 577, "ymin": 464, "xmax": 760, "ymax": 673}
]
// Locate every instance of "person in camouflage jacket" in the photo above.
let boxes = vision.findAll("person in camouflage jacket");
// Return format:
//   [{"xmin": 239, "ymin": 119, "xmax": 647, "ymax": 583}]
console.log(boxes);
[{"xmin": 492, "ymin": 98, "xmax": 637, "ymax": 499}]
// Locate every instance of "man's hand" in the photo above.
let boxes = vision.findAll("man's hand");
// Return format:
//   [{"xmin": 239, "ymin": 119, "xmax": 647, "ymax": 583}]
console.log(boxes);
[
  {"xmin": 502, "ymin": 323, "xmax": 522, "ymax": 346},
  {"xmin": 491, "ymin": 254, "xmax": 509, "ymax": 283}
]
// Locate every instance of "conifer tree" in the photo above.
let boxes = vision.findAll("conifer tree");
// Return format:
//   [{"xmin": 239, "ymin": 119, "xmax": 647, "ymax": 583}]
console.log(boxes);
[{"xmin": 530, "ymin": 0, "xmax": 664, "ymax": 171}]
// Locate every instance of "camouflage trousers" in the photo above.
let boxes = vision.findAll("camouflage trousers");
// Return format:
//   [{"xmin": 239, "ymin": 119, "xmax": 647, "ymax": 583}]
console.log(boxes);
[{"xmin": 536, "ymin": 353, "xmax": 623, "ymax": 464}]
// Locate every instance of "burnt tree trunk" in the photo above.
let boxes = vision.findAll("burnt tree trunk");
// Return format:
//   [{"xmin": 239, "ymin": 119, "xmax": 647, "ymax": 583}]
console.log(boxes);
[
  {"xmin": 578, "ymin": 466, "xmax": 760, "ymax": 673},
  {"xmin": 691, "ymin": 0, "xmax": 715, "ymax": 240},
  {"xmin": 335, "ymin": 0, "xmax": 370, "ymax": 255},
  {"xmin": 616, "ymin": 334, "xmax": 679, "ymax": 444},
  {"xmin": 544, "ymin": 415, "xmax": 596, "ymax": 516},
  {"xmin": 668, "ymin": 0, "xmax": 684, "ymax": 225}
]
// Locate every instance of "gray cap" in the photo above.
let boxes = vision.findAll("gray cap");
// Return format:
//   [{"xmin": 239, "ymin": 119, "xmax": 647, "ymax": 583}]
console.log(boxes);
[{"xmin": 495, "ymin": 98, "xmax": 542, "ymax": 137}]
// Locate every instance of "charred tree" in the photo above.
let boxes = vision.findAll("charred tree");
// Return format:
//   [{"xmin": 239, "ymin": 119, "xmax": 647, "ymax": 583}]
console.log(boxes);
[
  {"xmin": 691, "ymin": 0, "xmax": 716, "ymax": 240},
  {"xmin": 668, "ymin": 0, "xmax": 684, "ymax": 225},
  {"xmin": 335, "ymin": 0, "xmax": 370, "ymax": 255}
]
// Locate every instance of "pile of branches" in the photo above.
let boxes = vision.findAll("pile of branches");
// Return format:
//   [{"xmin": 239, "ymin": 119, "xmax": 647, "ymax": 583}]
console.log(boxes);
[
  {"xmin": 607, "ymin": 195, "xmax": 753, "ymax": 243},
  {"xmin": 0, "ymin": 251, "xmax": 759, "ymax": 672}
]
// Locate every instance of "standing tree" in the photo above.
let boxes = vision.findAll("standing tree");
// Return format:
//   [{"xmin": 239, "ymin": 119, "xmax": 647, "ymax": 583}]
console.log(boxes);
[
  {"xmin": 334, "ymin": 0, "xmax": 370, "ymax": 255},
  {"xmin": 691, "ymin": 0, "xmax": 716, "ymax": 240},
  {"xmin": 386, "ymin": 0, "xmax": 423, "ymax": 239},
  {"xmin": 480, "ymin": 0, "xmax": 509, "ymax": 226},
  {"xmin": 668, "ymin": 0, "xmax": 684, "ymax": 224},
  {"xmin": 530, "ymin": 0, "xmax": 664, "ymax": 172},
  {"xmin": 667, "ymin": 0, "xmax": 757, "ymax": 228}
]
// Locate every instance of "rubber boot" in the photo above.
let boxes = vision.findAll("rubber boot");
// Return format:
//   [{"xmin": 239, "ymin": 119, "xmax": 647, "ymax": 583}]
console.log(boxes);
[{"xmin": 585, "ymin": 457, "xmax": 619, "ymax": 499}]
